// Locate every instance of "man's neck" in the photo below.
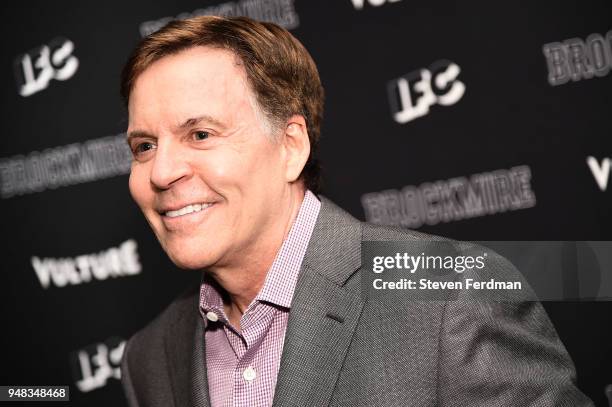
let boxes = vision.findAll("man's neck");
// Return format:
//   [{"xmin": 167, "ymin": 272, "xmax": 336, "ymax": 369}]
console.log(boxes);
[{"xmin": 207, "ymin": 185, "xmax": 306, "ymax": 329}]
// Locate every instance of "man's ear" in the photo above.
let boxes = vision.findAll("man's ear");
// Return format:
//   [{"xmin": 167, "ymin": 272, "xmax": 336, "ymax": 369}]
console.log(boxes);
[{"xmin": 282, "ymin": 115, "xmax": 310, "ymax": 183}]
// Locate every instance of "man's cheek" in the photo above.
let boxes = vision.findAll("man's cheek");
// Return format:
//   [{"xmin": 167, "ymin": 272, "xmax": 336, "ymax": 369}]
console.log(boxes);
[
  {"xmin": 128, "ymin": 171, "xmax": 150, "ymax": 210},
  {"xmin": 128, "ymin": 172, "xmax": 140, "ymax": 203}
]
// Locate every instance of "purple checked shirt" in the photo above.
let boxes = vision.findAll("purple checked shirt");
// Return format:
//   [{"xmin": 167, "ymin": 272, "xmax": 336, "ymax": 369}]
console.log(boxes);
[{"xmin": 198, "ymin": 190, "xmax": 321, "ymax": 407}]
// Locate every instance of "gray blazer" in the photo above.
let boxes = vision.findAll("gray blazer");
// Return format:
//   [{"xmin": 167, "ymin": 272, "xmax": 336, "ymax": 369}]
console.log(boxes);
[{"xmin": 121, "ymin": 196, "xmax": 593, "ymax": 407}]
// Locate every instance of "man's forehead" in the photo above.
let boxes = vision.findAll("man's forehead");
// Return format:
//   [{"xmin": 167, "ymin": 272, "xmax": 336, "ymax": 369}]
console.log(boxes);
[{"xmin": 127, "ymin": 47, "xmax": 253, "ymax": 126}]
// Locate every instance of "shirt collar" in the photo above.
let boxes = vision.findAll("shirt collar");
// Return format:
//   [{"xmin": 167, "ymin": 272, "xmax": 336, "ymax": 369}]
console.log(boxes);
[{"xmin": 255, "ymin": 190, "xmax": 321, "ymax": 308}]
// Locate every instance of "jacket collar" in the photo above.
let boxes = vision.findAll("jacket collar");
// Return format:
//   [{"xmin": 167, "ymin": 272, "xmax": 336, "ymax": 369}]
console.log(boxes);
[{"xmin": 301, "ymin": 195, "xmax": 363, "ymax": 286}]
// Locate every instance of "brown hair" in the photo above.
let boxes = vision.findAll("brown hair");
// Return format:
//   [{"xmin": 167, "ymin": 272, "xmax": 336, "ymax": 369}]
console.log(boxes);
[{"xmin": 120, "ymin": 16, "xmax": 324, "ymax": 193}]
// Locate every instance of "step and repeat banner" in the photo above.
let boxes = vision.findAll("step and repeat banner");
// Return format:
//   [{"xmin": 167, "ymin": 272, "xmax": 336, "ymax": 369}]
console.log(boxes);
[{"xmin": 1, "ymin": 1, "xmax": 611, "ymax": 406}]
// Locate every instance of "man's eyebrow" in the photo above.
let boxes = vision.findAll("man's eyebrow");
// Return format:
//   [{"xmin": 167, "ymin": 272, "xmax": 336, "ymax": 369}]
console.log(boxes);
[
  {"xmin": 177, "ymin": 114, "xmax": 226, "ymax": 130},
  {"xmin": 126, "ymin": 130, "xmax": 155, "ymax": 144}
]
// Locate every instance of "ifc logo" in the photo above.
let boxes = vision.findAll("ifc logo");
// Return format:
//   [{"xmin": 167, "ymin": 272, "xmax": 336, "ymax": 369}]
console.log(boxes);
[
  {"xmin": 14, "ymin": 37, "xmax": 79, "ymax": 97},
  {"xmin": 387, "ymin": 59, "xmax": 465, "ymax": 124}
]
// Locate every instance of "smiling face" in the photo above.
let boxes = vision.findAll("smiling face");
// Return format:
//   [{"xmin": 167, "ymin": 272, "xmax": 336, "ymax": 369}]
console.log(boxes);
[{"xmin": 127, "ymin": 46, "xmax": 292, "ymax": 270}]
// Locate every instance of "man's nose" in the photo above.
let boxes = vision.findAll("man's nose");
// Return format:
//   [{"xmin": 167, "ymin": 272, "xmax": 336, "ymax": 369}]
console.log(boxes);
[{"xmin": 149, "ymin": 140, "xmax": 192, "ymax": 190}]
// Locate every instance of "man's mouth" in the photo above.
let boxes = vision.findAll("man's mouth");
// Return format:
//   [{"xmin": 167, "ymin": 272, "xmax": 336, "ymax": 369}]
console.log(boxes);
[{"xmin": 164, "ymin": 203, "xmax": 214, "ymax": 218}]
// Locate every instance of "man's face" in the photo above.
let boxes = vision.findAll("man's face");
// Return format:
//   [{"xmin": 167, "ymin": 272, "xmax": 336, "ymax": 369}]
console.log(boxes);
[{"xmin": 127, "ymin": 46, "xmax": 288, "ymax": 270}]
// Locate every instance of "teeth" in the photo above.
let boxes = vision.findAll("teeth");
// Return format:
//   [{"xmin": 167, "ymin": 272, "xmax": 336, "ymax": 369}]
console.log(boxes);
[{"xmin": 165, "ymin": 203, "xmax": 212, "ymax": 218}]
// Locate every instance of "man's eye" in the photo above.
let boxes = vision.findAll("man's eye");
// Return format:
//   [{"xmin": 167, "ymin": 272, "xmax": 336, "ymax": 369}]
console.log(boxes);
[
  {"xmin": 193, "ymin": 131, "xmax": 210, "ymax": 141},
  {"xmin": 134, "ymin": 142, "xmax": 155, "ymax": 154}
]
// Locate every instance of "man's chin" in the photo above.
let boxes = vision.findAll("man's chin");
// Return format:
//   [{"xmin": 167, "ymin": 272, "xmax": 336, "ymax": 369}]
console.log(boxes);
[
  {"xmin": 168, "ymin": 255, "xmax": 214, "ymax": 270},
  {"xmin": 164, "ymin": 245, "xmax": 219, "ymax": 270}
]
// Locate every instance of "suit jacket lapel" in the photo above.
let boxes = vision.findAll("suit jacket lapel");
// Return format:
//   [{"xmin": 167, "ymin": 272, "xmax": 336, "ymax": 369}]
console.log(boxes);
[
  {"xmin": 272, "ymin": 196, "xmax": 365, "ymax": 407},
  {"xmin": 165, "ymin": 289, "xmax": 211, "ymax": 407}
]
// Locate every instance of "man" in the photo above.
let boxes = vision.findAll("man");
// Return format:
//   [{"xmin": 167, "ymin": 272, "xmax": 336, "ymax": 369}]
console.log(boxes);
[{"xmin": 120, "ymin": 16, "xmax": 593, "ymax": 407}]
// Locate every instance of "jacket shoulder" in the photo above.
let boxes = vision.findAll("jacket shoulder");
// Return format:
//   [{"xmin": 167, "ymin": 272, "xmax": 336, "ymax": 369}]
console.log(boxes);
[{"xmin": 362, "ymin": 220, "xmax": 450, "ymax": 242}]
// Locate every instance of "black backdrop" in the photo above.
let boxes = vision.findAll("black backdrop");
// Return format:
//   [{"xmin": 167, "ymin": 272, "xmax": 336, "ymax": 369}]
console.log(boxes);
[{"xmin": 1, "ymin": 1, "xmax": 611, "ymax": 406}]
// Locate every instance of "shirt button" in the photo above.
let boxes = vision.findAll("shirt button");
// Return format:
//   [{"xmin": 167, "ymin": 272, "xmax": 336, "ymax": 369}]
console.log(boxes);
[
  {"xmin": 206, "ymin": 311, "xmax": 219, "ymax": 322},
  {"xmin": 243, "ymin": 366, "xmax": 256, "ymax": 381}
]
